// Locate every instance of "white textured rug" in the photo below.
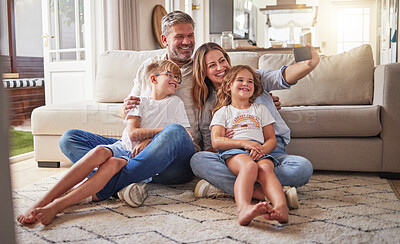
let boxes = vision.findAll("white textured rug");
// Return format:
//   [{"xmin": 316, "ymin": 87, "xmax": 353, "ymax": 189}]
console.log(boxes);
[{"xmin": 13, "ymin": 172, "xmax": 400, "ymax": 243}]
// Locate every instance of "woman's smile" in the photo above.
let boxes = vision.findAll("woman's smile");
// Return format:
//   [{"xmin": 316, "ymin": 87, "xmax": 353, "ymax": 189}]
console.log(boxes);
[{"xmin": 205, "ymin": 50, "xmax": 230, "ymax": 88}]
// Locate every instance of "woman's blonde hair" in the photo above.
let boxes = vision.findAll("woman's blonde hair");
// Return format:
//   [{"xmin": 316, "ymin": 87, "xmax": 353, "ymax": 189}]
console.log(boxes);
[
  {"xmin": 145, "ymin": 60, "xmax": 182, "ymax": 86},
  {"xmin": 192, "ymin": 42, "xmax": 231, "ymax": 112},
  {"xmin": 212, "ymin": 65, "xmax": 263, "ymax": 115}
]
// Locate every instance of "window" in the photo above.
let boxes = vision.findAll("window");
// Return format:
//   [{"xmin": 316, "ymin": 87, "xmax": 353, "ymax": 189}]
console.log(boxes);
[
  {"xmin": 48, "ymin": 0, "xmax": 85, "ymax": 62},
  {"xmin": 337, "ymin": 8, "xmax": 370, "ymax": 53},
  {"xmin": 265, "ymin": 8, "xmax": 317, "ymax": 48},
  {"xmin": 268, "ymin": 26, "xmax": 315, "ymax": 47}
]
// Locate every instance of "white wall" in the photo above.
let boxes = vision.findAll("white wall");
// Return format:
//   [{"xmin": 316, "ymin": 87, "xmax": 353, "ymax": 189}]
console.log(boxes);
[
  {"xmin": 15, "ymin": 0, "xmax": 43, "ymax": 57},
  {"xmin": 315, "ymin": 0, "xmax": 336, "ymax": 55},
  {"xmin": 136, "ymin": 0, "xmax": 165, "ymax": 50},
  {"xmin": 190, "ymin": 0, "xmax": 206, "ymax": 49}
]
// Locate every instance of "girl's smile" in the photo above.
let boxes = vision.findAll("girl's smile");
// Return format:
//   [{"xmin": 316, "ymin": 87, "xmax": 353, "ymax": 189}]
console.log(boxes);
[{"xmin": 229, "ymin": 69, "xmax": 255, "ymax": 101}]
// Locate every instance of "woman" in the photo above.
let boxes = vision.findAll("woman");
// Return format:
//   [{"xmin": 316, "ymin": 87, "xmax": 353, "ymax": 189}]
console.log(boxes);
[{"xmin": 190, "ymin": 42, "xmax": 320, "ymax": 203}]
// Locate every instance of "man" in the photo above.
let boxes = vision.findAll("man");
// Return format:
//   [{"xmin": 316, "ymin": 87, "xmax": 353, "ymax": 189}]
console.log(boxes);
[
  {"xmin": 60, "ymin": 11, "xmax": 316, "ymax": 207},
  {"xmin": 125, "ymin": 11, "xmax": 201, "ymax": 151}
]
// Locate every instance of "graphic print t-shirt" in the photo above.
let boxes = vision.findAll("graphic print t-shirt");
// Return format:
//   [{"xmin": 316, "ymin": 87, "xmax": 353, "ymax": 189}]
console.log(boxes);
[{"xmin": 210, "ymin": 104, "xmax": 275, "ymax": 144}]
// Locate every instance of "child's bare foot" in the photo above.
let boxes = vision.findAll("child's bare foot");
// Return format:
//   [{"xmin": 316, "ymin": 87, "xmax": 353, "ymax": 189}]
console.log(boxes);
[
  {"xmin": 264, "ymin": 204, "xmax": 289, "ymax": 223},
  {"xmin": 31, "ymin": 204, "xmax": 60, "ymax": 226},
  {"xmin": 238, "ymin": 201, "xmax": 272, "ymax": 226},
  {"xmin": 17, "ymin": 208, "xmax": 37, "ymax": 225}
]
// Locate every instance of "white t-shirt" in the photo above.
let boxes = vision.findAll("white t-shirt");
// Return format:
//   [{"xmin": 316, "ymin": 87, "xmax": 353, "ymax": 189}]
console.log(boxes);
[
  {"xmin": 210, "ymin": 103, "xmax": 275, "ymax": 144},
  {"xmin": 130, "ymin": 54, "xmax": 201, "ymax": 151},
  {"xmin": 121, "ymin": 95, "xmax": 190, "ymax": 151}
]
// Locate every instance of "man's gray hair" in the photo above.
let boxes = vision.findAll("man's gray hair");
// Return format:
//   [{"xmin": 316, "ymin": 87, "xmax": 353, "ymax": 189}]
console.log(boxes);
[{"xmin": 161, "ymin": 11, "xmax": 195, "ymax": 36}]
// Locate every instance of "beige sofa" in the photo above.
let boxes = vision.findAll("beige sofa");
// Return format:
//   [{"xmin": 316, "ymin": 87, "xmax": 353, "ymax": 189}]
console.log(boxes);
[{"xmin": 31, "ymin": 44, "xmax": 400, "ymax": 176}]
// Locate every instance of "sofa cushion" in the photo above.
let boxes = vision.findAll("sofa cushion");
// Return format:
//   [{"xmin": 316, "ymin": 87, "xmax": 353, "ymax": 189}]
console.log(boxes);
[
  {"xmin": 280, "ymin": 105, "xmax": 381, "ymax": 137},
  {"xmin": 258, "ymin": 44, "xmax": 375, "ymax": 106},
  {"xmin": 31, "ymin": 101, "xmax": 125, "ymax": 137},
  {"xmin": 227, "ymin": 51, "xmax": 260, "ymax": 69},
  {"xmin": 96, "ymin": 49, "xmax": 167, "ymax": 103},
  {"xmin": 286, "ymin": 137, "xmax": 382, "ymax": 172}
]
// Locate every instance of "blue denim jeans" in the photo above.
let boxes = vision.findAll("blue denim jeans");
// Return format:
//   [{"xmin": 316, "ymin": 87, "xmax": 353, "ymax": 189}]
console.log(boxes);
[
  {"xmin": 190, "ymin": 137, "xmax": 313, "ymax": 196},
  {"xmin": 59, "ymin": 123, "xmax": 195, "ymax": 200}
]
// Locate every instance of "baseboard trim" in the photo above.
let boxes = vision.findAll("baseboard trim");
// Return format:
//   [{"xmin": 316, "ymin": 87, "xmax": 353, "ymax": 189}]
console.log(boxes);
[
  {"xmin": 9, "ymin": 151, "xmax": 34, "ymax": 164},
  {"xmin": 38, "ymin": 161, "xmax": 60, "ymax": 168},
  {"xmin": 379, "ymin": 172, "xmax": 400, "ymax": 180}
]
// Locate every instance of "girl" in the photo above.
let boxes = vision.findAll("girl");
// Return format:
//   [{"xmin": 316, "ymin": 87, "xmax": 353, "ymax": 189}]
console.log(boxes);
[
  {"xmin": 210, "ymin": 65, "xmax": 289, "ymax": 225},
  {"xmin": 191, "ymin": 42, "xmax": 319, "ymax": 206}
]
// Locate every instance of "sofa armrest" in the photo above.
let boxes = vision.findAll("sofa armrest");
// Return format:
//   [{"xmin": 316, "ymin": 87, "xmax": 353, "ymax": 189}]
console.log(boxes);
[{"xmin": 373, "ymin": 63, "xmax": 400, "ymax": 172}]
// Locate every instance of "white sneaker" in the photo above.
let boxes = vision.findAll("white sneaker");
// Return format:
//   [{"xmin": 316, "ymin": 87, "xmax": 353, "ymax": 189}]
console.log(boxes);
[
  {"xmin": 283, "ymin": 186, "xmax": 299, "ymax": 209},
  {"xmin": 264, "ymin": 186, "xmax": 299, "ymax": 209},
  {"xmin": 79, "ymin": 196, "xmax": 93, "ymax": 205},
  {"xmin": 117, "ymin": 183, "xmax": 148, "ymax": 207},
  {"xmin": 194, "ymin": 179, "xmax": 231, "ymax": 198}
]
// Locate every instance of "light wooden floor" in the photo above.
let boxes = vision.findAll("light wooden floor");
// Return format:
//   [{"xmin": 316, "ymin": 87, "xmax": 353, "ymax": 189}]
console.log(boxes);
[
  {"xmin": 10, "ymin": 157, "xmax": 70, "ymax": 190},
  {"xmin": 10, "ymin": 121, "xmax": 67, "ymax": 189}
]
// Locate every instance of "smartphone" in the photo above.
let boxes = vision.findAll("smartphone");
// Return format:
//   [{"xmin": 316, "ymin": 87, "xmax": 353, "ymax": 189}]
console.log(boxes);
[{"xmin": 293, "ymin": 46, "xmax": 312, "ymax": 62}]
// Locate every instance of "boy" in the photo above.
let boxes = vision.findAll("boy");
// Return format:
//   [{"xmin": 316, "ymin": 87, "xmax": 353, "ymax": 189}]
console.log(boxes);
[{"xmin": 18, "ymin": 60, "xmax": 191, "ymax": 226}]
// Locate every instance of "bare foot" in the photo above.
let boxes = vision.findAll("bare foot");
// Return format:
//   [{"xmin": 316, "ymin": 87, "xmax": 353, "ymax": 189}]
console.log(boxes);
[
  {"xmin": 264, "ymin": 204, "xmax": 289, "ymax": 223},
  {"xmin": 238, "ymin": 201, "xmax": 272, "ymax": 226},
  {"xmin": 17, "ymin": 208, "xmax": 37, "ymax": 225},
  {"xmin": 31, "ymin": 204, "xmax": 60, "ymax": 226}
]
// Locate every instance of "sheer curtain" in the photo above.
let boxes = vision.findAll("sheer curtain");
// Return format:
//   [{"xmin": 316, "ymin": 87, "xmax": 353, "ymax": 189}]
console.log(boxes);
[
  {"xmin": 104, "ymin": 0, "xmax": 139, "ymax": 50},
  {"xmin": 269, "ymin": 12, "xmax": 315, "ymax": 28}
]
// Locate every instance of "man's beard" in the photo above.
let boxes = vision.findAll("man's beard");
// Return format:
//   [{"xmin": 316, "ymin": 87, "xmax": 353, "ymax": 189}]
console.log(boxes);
[{"xmin": 169, "ymin": 45, "xmax": 194, "ymax": 63}]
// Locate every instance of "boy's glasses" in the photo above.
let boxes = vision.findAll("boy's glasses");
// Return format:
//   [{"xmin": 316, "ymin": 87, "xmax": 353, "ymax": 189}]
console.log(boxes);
[{"xmin": 154, "ymin": 71, "xmax": 182, "ymax": 84}]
